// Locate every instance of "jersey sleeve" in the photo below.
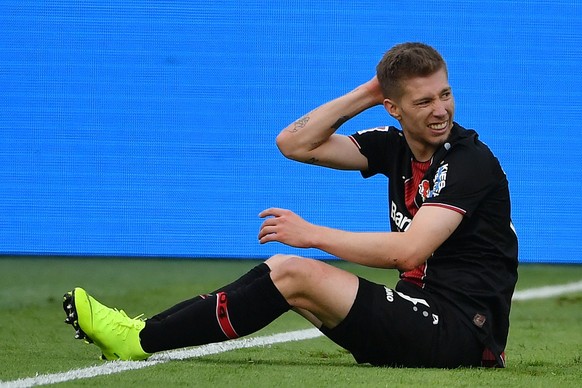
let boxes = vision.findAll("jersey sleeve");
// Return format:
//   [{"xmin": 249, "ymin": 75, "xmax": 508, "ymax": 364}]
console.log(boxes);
[
  {"xmin": 423, "ymin": 143, "xmax": 503, "ymax": 217},
  {"xmin": 349, "ymin": 126, "xmax": 403, "ymax": 178}
]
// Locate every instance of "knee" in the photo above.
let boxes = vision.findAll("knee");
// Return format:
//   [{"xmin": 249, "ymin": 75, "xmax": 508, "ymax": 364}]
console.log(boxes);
[
  {"xmin": 268, "ymin": 257, "xmax": 334, "ymax": 310},
  {"xmin": 268, "ymin": 256, "xmax": 318, "ymax": 289},
  {"xmin": 265, "ymin": 254, "xmax": 301, "ymax": 271}
]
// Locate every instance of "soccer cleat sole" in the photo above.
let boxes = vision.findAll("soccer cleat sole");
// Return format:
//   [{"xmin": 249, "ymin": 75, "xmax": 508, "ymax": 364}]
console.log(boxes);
[{"xmin": 62, "ymin": 291, "xmax": 93, "ymax": 344}]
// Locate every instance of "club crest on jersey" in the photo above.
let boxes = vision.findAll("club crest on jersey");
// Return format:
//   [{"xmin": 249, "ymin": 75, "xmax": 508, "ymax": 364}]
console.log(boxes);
[
  {"xmin": 418, "ymin": 163, "xmax": 449, "ymax": 201},
  {"xmin": 418, "ymin": 180, "xmax": 431, "ymax": 201}
]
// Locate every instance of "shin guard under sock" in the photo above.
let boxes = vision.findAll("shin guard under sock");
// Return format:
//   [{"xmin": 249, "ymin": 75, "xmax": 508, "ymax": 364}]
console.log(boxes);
[
  {"xmin": 140, "ymin": 273, "xmax": 291, "ymax": 353},
  {"xmin": 148, "ymin": 263, "xmax": 271, "ymax": 322}
]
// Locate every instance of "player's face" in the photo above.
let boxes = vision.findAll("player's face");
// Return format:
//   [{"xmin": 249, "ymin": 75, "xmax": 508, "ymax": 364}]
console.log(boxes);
[{"xmin": 385, "ymin": 68, "xmax": 455, "ymax": 161}]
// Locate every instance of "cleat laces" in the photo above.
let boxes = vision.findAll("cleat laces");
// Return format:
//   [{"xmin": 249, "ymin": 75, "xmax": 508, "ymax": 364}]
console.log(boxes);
[{"xmin": 101, "ymin": 309, "xmax": 145, "ymax": 339}]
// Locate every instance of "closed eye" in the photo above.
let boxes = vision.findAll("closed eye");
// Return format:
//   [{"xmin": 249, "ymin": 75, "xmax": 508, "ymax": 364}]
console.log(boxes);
[
  {"xmin": 440, "ymin": 88, "xmax": 452, "ymax": 99},
  {"xmin": 415, "ymin": 99, "xmax": 431, "ymax": 107}
]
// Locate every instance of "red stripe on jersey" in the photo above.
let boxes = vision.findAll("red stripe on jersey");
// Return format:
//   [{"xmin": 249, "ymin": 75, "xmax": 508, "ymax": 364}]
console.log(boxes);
[
  {"xmin": 401, "ymin": 159, "xmax": 431, "ymax": 287},
  {"xmin": 405, "ymin": 158, "xmax": 431, "ymax": 216},
  {"xmin": 423, "ymin": 202, "xmax": 466, "ymax": 215},
  {"xmin": 215, "ymin": 292, "xmax": 239, "ymax": 339},
  {"xmin": 401, "ymin": 262, "xmax": 428, "ymax": 288}
]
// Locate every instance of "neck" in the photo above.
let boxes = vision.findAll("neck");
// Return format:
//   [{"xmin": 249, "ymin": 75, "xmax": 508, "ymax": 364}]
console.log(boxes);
[{"xmin": 407, "ymin": 140, "xmax": 439, "ymax": 162}]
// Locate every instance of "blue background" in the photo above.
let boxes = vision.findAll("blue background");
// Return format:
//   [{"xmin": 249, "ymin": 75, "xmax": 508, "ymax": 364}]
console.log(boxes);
[{"xmin": 1, "ymin": 1, "xmax": 581, "ymax": 262}]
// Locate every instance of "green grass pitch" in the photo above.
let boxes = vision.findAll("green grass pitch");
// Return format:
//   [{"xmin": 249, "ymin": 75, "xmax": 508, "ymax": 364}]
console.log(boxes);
[{"xmin": 1, "ymin": 257, "xmax": 581, "ymax": 387}]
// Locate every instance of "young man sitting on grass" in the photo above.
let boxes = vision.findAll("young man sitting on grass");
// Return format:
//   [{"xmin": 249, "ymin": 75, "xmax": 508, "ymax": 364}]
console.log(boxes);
[{"xmin": 64, "ymin": 42, "xmax": 518, "ymax": 368}]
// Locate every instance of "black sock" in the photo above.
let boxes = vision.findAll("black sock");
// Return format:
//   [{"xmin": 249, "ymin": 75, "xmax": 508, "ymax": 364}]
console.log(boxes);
[
  {"xmin": 140, "ymin": 273, "xmax": 290, "ymax": 353},
  {"xmin": 148, "ymin": 263, "xmax": 271, "ymax": 322}
]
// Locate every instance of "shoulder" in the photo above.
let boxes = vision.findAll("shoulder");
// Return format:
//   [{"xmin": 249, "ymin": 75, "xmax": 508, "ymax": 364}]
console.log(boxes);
[
  {"xmin": 351, "ymin": 125, "xmax": 402, "ymax": 142},
  {"xmin": 349, "ymin": 125, "xmax": 405, "ymax": 152},
  {"xmin": 349, "ymin": 125, "xmax": 406, "ymax": 177},
  {"xmin": 447, "ymin": 123, "xmax": 501, "ymax": 170}
]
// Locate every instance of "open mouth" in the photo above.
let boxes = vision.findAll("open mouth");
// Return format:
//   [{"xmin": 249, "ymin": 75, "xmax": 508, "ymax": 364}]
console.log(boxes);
[{"xmin": 428, "ymin": 121, "xmax": 448, "ymax": 131}]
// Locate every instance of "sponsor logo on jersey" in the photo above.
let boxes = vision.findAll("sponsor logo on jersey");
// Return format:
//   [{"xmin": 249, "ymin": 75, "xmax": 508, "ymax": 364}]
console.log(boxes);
[
  {"xmin": 417, "ymin": 163, "xmax": 449, "ymax": 202},
  {"xmin": 430, "ymin": 163, "xmax": 448, "ymax": 197},
  {"xmin": 390, "ymin": 201, "xmax": 412, "ymax": 231}
]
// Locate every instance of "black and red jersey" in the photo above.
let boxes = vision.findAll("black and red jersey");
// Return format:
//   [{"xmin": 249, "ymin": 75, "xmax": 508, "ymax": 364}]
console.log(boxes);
[{"xmin": 349, "ymin": 122, "xmax": 518, "ymax": 367}]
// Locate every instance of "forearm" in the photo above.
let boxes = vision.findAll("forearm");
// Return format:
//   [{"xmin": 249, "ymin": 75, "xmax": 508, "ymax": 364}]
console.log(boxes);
[
  {"xmin": 258, "ymin": 207, "xmax": 459, "ymax": 269},
  {"xmin": 276, "ymin": 85, "xmax": 380, "ymax": 161},
  {"xmin": 311, "ymin": 226, "xmax": 425, "ymax": 271}
]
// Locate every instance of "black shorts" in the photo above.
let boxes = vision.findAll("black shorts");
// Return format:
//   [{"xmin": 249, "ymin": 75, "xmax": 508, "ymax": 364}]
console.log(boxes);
[{"xmin": 320, "ymin": 277, "xmax": 483, "ymax": 368}]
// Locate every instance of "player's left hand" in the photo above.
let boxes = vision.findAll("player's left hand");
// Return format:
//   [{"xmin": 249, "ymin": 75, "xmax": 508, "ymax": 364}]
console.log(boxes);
[{"xmin": 258, "ymin": 208, "xmax": 317, "ymax": 248}]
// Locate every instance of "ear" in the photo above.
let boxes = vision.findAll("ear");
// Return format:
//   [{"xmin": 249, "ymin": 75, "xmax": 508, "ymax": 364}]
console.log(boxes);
[{"xmin": 383, "ymin": 98, "xmax": 402, "ymax": 121}]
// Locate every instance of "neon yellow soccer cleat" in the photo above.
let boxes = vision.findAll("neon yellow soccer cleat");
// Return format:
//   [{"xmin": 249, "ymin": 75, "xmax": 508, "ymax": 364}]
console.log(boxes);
[{"xmin": 63, "ymin": 287, "xmax": 151, "ymax": 361}]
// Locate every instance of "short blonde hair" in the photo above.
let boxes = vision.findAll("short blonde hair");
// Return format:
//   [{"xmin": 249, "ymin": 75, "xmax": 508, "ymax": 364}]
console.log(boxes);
[{"xmin": 376, "ymin": 43, "xmax": 448, "ymax": 100}]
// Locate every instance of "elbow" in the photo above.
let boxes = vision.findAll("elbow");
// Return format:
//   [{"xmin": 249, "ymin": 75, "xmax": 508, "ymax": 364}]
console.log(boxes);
[
  {"xmin": 397, "ymin": 259, "xmax": 422, "ymax": 272},
  {"xmin": 392, "ymin": 247, "xmax": 431, "ymax": 272},
  {"xmin": 384, "ymin": 232, "xmax": 434, "ymax": 271},
  {"xmin": 276, "ymin": 131, "xmax": 306, "ymax": 161},
  {"xmin": 275, "ymin": 132, "xmax": 293, "ymax": 158}
]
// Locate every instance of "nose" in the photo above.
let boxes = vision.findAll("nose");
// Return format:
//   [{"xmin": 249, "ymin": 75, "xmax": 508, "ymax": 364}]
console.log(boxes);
[{"xmin": 433, "ymin": 100, "xmax": 447, "ymax": 117}]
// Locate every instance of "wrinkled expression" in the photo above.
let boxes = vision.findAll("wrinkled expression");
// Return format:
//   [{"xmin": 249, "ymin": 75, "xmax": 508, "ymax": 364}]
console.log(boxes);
[{"xmin": 385, "ymin": 68, "xmax": 455, "ymax": 161}]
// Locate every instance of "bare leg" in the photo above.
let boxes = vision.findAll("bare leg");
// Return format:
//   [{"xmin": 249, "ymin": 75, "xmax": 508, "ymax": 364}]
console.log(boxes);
[{"xmin": 265, "ymin": 254, "xmax": 359, "ymax": 329}]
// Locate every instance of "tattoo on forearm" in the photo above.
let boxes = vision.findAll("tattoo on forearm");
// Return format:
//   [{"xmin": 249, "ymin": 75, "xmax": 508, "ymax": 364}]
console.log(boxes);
[
  {"xmin": 288, "ymin": 115, "xmax": 310, "ymax": 133},
  {"xmin": 305, "ymin": 157, "xmax": 319, "ymax": 165},
  {"xmin": 331, "ymin": 115, "xmax": 350, "ymax": 130}
]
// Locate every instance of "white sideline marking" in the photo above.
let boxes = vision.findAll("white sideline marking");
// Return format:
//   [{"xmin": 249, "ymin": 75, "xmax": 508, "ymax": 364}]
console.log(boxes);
[
  {"xmin": 2, "ymin": 280, "xmax": 582, "ymax": 387},
  {"xmin": 1, "ymin": 329, "xmax": 323, "ymax": 388},
  {"xmin": 512, "ymin": 280, "xmax": 582, "ymax": 301}
]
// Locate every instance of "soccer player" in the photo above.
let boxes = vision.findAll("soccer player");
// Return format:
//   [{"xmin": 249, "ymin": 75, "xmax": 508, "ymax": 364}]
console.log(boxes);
[{"xmin": 63, "ymin": 42, "xmax": 518, "ymax": 368}]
